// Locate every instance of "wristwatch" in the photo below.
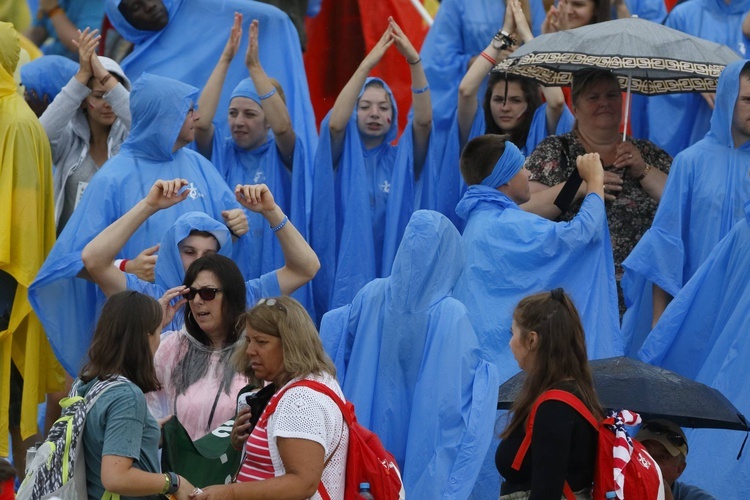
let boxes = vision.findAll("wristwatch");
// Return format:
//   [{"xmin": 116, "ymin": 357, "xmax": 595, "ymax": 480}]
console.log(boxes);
[{"xmin": 491, "ymin": 30, "xmax": 516, "ymax": 50}]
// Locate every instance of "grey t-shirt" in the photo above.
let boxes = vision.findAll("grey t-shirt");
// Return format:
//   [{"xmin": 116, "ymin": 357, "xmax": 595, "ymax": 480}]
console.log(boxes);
[
  {"xmin": 78, "ymin": 378, "xmax": 161, "ymax": 500},
  {"xmin": 58, "ymin": 154, "xmax": 99, "ymax": 235}
]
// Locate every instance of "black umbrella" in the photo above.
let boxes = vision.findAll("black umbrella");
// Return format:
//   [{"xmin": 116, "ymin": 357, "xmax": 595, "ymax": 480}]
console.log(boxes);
[{"xmin": 497, "ymin": 357, "xmax": 750, "ymax": 431}]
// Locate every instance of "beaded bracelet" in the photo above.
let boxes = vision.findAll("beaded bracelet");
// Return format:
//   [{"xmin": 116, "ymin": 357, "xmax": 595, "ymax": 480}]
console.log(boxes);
[
  {"xmin": 259, "ymin": 88, "xmax": 277, "ymax": 100},
  {"xmin": 411, "ymin": 85, "xmax": 429, "ymax": 94},
  {"xmin": 480, "ymin": 51, "xmax": 497, "ymax": 65},
  {"xmin": 271, "ymin": 215, "xmax": 289, "ymax": 232}
]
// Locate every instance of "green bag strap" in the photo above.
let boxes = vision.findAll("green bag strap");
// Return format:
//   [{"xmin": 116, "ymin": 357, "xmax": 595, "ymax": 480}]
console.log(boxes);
[{"xmin": 101, "ymin": 492, "xmax": 120, "ymax": 500}]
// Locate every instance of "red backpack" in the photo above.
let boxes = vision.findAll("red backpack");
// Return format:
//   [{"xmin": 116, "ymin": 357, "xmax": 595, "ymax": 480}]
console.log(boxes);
[
  {"xmin": 512, "ymin": 389, "xmax": 665, "ymax": 500},
  {"xmin": 262, "ymin": 380, "xmax": 403, "ymax": 500}
]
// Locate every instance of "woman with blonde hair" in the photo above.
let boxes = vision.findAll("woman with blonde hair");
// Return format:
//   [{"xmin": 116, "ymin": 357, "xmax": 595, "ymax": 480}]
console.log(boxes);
[{"xmin": 193, "ymin": 296, "xmax": 347, "ymax": 499}]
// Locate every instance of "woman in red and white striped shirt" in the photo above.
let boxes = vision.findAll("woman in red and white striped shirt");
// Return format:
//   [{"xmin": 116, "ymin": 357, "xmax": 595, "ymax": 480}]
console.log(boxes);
[{"xmin": 192, "ymin": 296, "xmax": 348, "ymax": 500}]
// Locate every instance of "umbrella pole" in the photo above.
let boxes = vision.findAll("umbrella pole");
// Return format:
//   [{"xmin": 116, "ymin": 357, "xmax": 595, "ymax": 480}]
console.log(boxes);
[{"xmin": 623, "ymin": 72, "xmax": 632, "ymax": 142}]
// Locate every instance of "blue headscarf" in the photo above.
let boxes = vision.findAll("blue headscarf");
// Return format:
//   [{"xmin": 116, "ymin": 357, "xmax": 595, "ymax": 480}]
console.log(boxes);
[
  {"xmin": 320, "ymin": 210, "xmax": 499, "ymax": 498},
  {"xmin": 229, "ymin": 77, "xmax": 261, "ymax": 106},
  {"xmin": 105, "ymin": 0, "xmax": 179, "ymax": 45},
  {"xmin": 480, "ymin": 141, "xmax": 525, "ymax": 188},
  {"xmin": 19, "ymin": 55, "xmax": 76, "ymax": 100}
]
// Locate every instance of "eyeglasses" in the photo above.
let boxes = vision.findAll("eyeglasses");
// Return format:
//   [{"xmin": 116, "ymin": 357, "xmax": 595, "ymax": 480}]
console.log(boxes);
[
  {"xmin": 641, "ymin": 422, "xmax": 688, "ymax": 453},
  {"xmin": 256, "ymin": 297, "xmax": 286, "ymax": 312},
  {"xmin": 186, "ymin": 287, "xmax": 223, "ymax": 301}
]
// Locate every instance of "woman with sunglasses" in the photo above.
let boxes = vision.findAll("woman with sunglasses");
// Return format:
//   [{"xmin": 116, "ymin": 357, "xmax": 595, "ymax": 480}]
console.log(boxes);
[
  {"xmin": 495, "ymin": 289, "xmax": 603, "ymax": 499},
  {"xmin": 191, "ymin": 296, "xmax": 347, "ymax": 499},
  {"xmin": 150, "ymin": 253, "xmax": 250, "ymax": 440}
]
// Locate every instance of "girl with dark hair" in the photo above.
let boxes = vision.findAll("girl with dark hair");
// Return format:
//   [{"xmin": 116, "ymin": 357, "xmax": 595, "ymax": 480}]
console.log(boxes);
[
  {"xmin": 458, "ymin": 0, "xmax": 571, "ymax": 155},
  {"xmin": 77, "ymin": 291, "xmax": 195, "ymax": 499},
  {"xmin": 495, "ymin": 289, "xmax": 603, "ymax": 499},
  {"xmin": 541, "ymin": 0, "xmax": 610, "ymax": 34},
  {"xmin": 149, "ymin": 253, "xmax": 249, "ymax": 440}
]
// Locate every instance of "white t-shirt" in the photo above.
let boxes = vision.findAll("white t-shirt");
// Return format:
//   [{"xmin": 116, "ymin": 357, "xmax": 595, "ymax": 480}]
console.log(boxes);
[{"xmin": 267, "ymin": 372, "xmax": 349, "ymax": 500}]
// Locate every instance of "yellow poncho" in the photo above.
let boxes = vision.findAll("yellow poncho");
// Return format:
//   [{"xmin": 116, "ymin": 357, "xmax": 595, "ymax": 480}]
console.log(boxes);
[{"xmin": 0, "ymin": 21, "xmax": 64, "ymax": 457}]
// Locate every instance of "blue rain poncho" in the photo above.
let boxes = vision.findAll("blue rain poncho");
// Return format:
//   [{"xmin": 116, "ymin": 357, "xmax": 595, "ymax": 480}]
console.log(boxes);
[
  {"xmin": 621, "ymin": 59, "xmax": 750, "ymax": 357},
  {"xmin": 212, "ymin": 79, "xmax": 308, "ymax": 278},
  {"xmin": 310, "ymin": 78, "xmax": 421, "ymax": 315},
  {"xmin": 638, "ymin": 203, "xmax": 750, "ymax": 498},
  {"xmin": 319, "ymin": 210, "xmax": 499, "ymax": 499},
  {"xmin": 453, "ymin": 186, "xmax": 623, "ymax": 383},
  {"xmin": 646, "ymin": 0, "xmax": 750, "ymax": 157},
  {"xmin": 104, "ymin": 0, "xmax": 317, "ymax": 165},
  {"xmin": 126, "ymin": 211, "xmax": 281, "ymax": 332},
  {"xmin": 19, "ymin": 55, "xmax": 76, "ymax": 101},
  {"xmin": 435, "ymin": 103, "xmax": 574, "ymax": 228},
  {"xmin": 28, "ymin": 73, "xmax": 252, "ymax": 376}
]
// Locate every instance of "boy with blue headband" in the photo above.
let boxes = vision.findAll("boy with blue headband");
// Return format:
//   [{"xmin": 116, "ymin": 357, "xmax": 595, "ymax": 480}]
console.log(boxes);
[{"xmin": 452, "ymin": 134, "xmax": 623, "ymax": 497}]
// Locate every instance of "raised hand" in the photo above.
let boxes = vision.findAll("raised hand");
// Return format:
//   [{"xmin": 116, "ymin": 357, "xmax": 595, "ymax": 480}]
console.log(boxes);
[
  {"xmin": 245, "ymin": 19, "xmax": 261, "ymax": 70},
  {"xmin": 541, "ymin": 5, "xmax": 560, "ymax": 34},
  {"xmin": 127, "ymin": 244, "xmax": 159, "ymax": 282},
  {"xmin": 361, "ymin": 24, "xmax": 394, "ymax": 72},
  {"xmin": 72, "ymin": 28, "xmax": 99, "ymax": 82},
  {"xmin": 511, "ymin": 0, "xmax": 533, "ymax": 43},
  {"xmin": 158, "ymin": 285, "xmax": 189, "ymax": 329},
  {"xmin": 234, "ymin": 183, "xmax": 277, "ymax": 214},
  {"xmin": 389, "ymin": 17, "xmax": 419, "ymax": 64},
  {"xmin": 502, "ymin": 0, "xmax": 517, "ymax": 36},
  {"xmin": 221, "ymin": 12, "xmax": 243, "ymax": 64},
  {"xmin": 143, "ymin": 178, "xmax": 190, "ymax": 211},
  {"xmin": 576, "ymin": 152, "xmax": 604, "ymax": 185},
  {"xmin": 222, "ymin": 208, "xmax": 249, "ymax": 236}
]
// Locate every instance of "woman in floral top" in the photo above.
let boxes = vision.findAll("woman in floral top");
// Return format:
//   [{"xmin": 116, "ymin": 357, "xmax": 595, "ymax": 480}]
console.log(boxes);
[{"xmin": 523, "ymin": 69, "xmax": 671, "ymax": 313}]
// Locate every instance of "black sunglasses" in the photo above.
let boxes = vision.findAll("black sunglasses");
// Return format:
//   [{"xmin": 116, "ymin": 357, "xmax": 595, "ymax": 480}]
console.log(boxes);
[
  {"xmin": 186, "ymin": 287, "xmax": 223, "ymax": 301},
  {"xmin": 642, "ymin": 422, "xmax": 688, "ymax": 452}
]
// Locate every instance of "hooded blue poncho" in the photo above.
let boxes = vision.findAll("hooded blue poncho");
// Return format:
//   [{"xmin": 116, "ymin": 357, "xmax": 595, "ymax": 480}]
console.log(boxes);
[
  {"xmin": 621, "ymin": 59, "xmax": 750, "ymax": 356},
  {"xmin": 104, "ymin": 0, "xmax": 317, "ymax": 169},
  {"xmin": 453, "ymin": 186, "xmax": 622, "ymax": 383},
  {"xmin": 638, "ymin": 203, "xmax": 750, "ymax": 498},
  {"xmin": 646, "ymin": 0, "xmax": 750, "ymax": 157},
  {"xmin": 311, "ymin": 78, "xmax": 423, "ymax": 317},
  {"xmin": 319, "ymin": 210, "xmax": 499, "ymax": 499},
  {"xmin": 212, "ymin": 79, "xmax": 312, "ymax": 313},
  {"xmin": 435, "ymin": 102, "xmax": 574, "ymax": 229},
  {"xmin": 19, "ymin": 55, "xmax": 77, "ymax": 101},
  {"xmin": 125, "ymin": 211, "xmax": 281, "ymax": 331},
  {"xmin": 28, "ymin": 74, "xmax": 252, "ymax": 376},
  {"xmin": 452, "ymin": 186, "xmax": 623, "ymax": 499}
]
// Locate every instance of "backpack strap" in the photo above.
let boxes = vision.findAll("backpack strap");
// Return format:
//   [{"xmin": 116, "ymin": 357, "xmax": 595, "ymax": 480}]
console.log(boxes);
[
  {"xmin": 257, "ymin": 379, "xmax": 350, "ymax": 500},
  {"xmin": 510, "ymin": 389, "xmax": 599, "ymax": 500}
]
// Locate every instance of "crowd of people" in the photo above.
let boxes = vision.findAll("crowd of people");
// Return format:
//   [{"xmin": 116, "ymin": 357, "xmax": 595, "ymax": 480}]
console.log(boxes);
[{"xmin": 1, "ymin": 0, "xmax": 749, "ymax": 497}]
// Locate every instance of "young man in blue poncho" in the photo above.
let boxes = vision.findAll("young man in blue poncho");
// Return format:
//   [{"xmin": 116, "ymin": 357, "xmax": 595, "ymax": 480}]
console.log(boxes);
[
  {"xmin": 646, "ymin": 0, "xmax": 750, "ymax": 157},
  {"xmin": 637, "ymin": 203, "xmax": 750, "ymax": 499},
  {"xmin": 194, "ymin": 15, "xmax": 307, "ymax": 283},
  {"xmin": 451, "ymin": 134, "xmax": 622, "ymax": 499},
  {"xmin": 319, "ymin": 210, "xmax": 499, "ymax": 499},
  {"xmin": 28, "ymin": 73, "xmax": 251, "ymax": 377},
  {"xmin": 104, "ymin": 0, "xmax": 318, "ymax": 169},
  {"xmin": 621, "ymin": 60, "xmax": 750, "ymax": 356},
  {"xmin": 82, "ymin": 179, "xmax": 319, "ymax": 333}
]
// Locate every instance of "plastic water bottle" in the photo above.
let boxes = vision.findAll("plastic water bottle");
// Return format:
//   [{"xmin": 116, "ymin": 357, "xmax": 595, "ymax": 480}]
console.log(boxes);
[
  {"xmin": 359, "ymin": 482, "xmax": 375, "ymax": 500},
  {"xmin": 25, "ymin": 446, "xmax": 37, "ymax": 474}
]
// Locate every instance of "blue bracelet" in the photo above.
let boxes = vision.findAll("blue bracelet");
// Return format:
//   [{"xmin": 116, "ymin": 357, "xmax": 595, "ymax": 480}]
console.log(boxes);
[
  {"xmin": 259, "ymin": 88, "xmax": 277, "ymax": 100},
  {"xmin": 271, "ymin": 215, "xmax": 288, "ymax": 232},
  {"xmin": 411, "ymin": 85, "xmax": 430, "ymax": 94}
]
